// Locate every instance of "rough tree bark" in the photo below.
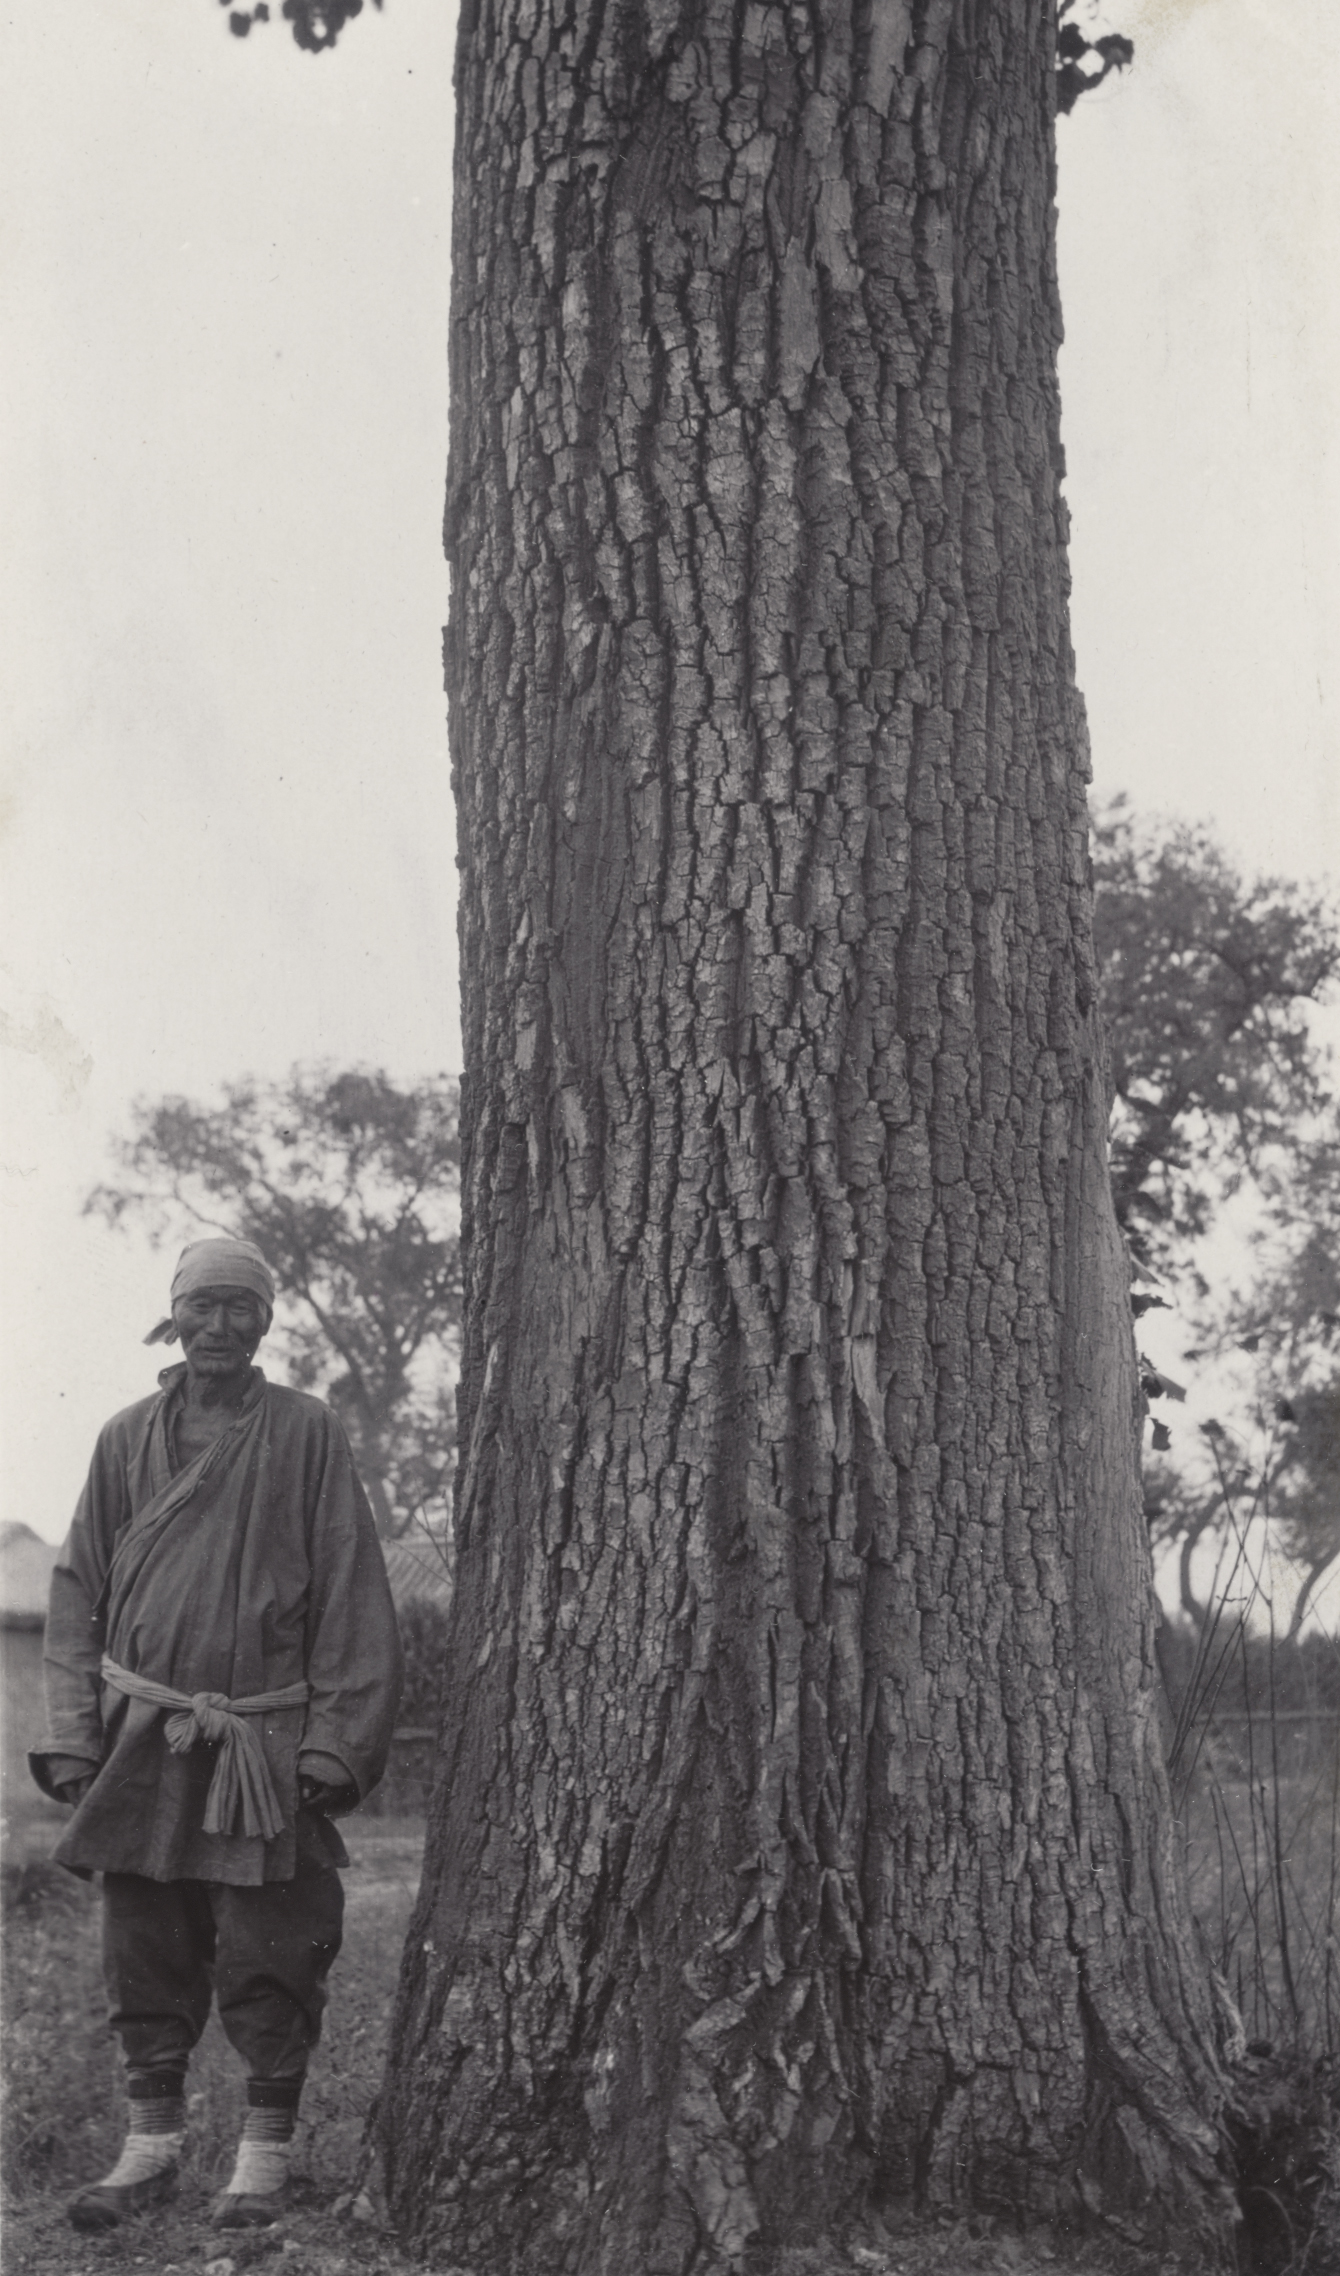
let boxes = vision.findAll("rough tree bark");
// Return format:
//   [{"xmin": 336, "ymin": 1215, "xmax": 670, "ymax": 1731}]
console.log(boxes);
[{"xmin": 381, "ymin": 0, "xmax": 1236, "ymax": 2264}]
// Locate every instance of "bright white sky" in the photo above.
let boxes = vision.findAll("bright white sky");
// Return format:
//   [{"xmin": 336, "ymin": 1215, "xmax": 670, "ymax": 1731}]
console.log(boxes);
[{"xmin": 1, "ymin": 0, "xmax": 1337, "ymax": 1549}]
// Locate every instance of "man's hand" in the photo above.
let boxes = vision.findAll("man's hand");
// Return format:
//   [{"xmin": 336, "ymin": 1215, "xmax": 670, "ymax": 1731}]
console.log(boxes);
[
  {"xmin": 45, "ymin": 1754, "xmax": 98, "ymax": 1806},
  {"xmin": 297, "ymin": 1750, "xmax": 357, "ymax": 1812}
]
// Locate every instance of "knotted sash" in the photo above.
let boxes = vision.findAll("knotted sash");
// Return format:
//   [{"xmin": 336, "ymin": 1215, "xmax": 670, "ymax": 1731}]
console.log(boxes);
[{"xmin": 101, "ymin": 1654, "xmax": 309, "ymax": 1842}]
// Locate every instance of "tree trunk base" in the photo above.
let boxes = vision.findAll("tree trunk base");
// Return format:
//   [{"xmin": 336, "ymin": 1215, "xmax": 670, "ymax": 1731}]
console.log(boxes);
[{"xmin": 382, "ymin": 2016, "xmax": 1238, "ymax": 2273}]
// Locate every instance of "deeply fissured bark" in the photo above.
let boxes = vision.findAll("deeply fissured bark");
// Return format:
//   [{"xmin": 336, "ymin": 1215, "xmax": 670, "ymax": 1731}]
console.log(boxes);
[{"xmin": 380, "ymin": 0, "xmax": 1236, "ymax": 2265}]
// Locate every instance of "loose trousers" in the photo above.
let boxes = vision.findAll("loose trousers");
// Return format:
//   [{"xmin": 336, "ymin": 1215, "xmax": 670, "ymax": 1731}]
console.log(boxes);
[{"xmin": 102, "ymin": 1820, "xmax": 344, "ymax": 2083}]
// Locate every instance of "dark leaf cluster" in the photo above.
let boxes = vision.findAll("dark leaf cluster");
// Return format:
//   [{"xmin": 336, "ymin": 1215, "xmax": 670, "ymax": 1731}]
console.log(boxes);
[
  {"xmin": 216, "ymin": 0, "xmax": 1126, "ymax": 92},
  {"xmin": 223, "ymin": 0, "xmax": 379, "ymax": 50},
  {"xmin": 1056, "ymin": 0, "xmax": 1134, "ymax": 114}
]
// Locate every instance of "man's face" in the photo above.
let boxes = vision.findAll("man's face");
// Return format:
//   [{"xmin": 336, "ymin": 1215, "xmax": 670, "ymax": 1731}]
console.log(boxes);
[{"xmin": 173, "ymin": 1285, "xmax": 267, "ymax": 1377}]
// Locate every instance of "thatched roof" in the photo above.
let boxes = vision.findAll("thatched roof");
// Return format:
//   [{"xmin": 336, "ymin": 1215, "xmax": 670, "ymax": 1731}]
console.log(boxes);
[{"xmin": 0, "ymin": 1523, "xmax": 59, "ymax": 1629}]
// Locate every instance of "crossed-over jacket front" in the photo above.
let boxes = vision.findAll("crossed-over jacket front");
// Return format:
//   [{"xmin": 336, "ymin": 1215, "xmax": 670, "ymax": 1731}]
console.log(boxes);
[{"xmin": 31, "ymin": 1365, "xmax": 404, "ymax": 1884}]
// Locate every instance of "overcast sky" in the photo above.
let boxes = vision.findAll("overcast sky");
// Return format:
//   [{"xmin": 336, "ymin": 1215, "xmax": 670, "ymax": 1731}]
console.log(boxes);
[{"xmin": 2, "ymin": 0, "xmax": 1337, "ymax": 1544}]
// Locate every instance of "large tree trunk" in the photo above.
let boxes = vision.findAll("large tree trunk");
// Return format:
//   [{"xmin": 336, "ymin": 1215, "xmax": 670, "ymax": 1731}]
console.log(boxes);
[{"xmin": 381, "ymin": 0, "xmax": 1235, "ymax": 2263}]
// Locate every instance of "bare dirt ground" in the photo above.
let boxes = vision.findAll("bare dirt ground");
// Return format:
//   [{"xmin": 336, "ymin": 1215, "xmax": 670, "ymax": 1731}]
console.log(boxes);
[{"xmin": 0, "ymin": 2187, "xmax": 1191, "ymax": 2276}]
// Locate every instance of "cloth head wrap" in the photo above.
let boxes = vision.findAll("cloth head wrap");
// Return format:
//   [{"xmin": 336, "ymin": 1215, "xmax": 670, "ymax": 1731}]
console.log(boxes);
[{"xmin": 144, "ymin": 1237, "xmax": 277, "ymax": 1347}]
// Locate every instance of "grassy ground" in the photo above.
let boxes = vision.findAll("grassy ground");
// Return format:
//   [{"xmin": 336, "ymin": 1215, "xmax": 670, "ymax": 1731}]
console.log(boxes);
[
  {"xmin": 1, "ymin": 1818, "xmax": 423, "ymax": 2276},
  {"xmin": 1180, "ymin": 1744, "xmax": 1340, "ymax": 2057},
  {"xmin": 2, "ymin": 1801, "xmax": 1336, "ymax": 2276},
  {"xmin": 1175, "ymin": 1748, "xmax": 1340, "ymax": 2276}
]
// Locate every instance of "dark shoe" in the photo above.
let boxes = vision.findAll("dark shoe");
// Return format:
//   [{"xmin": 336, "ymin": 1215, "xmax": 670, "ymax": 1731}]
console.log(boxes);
[
  {"xmin": 67, "ymin": 2164, "xmax": 179, "ymax": 2231},
  {"xmin": 211, "ymin": 2187, "xmax": 286, "ymax": 2230}
]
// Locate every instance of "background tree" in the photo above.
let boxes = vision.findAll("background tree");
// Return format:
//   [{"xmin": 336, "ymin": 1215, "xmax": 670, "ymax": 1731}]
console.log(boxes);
[
  {"xmin": 1217, "ymin": 1176, "xmax": 1340, "ymax": 1636},
  {"xmin": 1270, "ymin": 1381, "xmax": 1340, "ymax": 1637},
  {"xmin": 1139, "ymin": 1345, "xmax": 1340, "ymax": 1642},
  {"xmin": 1088, "ymin": 801, "xmax": 1340, "ymax": 1632},
  {"xmin": 1091, "ymin": 796, "xmax": 1339, "ymax": 1282},
  {"xmin": 378, "ymin": 0, "xmax": 1237, "ymax": 2263},
  {"xmin": 88, "ymin": 1066, "xmax": 461, "ymax": 1539}
]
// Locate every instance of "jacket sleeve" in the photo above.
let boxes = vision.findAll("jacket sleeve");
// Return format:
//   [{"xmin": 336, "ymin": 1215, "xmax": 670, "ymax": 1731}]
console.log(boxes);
[
  {"xmin": 300, "ymin": 1416, "xmax": 405, "ymax": 1802},
  {"xmin": 29, "ymin": 1424, "xmax": 128, "ymax": 1799}
]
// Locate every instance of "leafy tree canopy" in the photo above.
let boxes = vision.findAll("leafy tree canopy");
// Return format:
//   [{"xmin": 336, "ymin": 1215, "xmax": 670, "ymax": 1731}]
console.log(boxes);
[
  {"xmin": 1092, "ymin": 796, "xmax": 1340, "ymax": 1280},
  {"xmin": 88, "ymin": 1066, "xmax": 461, "ymax": 1540}
]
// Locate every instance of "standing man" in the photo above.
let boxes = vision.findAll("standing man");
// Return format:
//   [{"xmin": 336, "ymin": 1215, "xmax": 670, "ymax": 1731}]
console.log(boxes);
[{"xmin": 30, "ymin": 1236, "xmax": 404, "ymax": 2235}]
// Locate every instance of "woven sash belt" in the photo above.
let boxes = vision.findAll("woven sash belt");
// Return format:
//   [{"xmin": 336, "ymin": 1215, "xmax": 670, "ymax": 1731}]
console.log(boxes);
[{"xmin": 101, "ymin": 1654, "xmax": 310, "ymax": 1842}]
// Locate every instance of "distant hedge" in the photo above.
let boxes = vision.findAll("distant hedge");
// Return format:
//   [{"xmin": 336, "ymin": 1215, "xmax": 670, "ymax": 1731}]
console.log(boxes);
[
  {"xmin": 1158, "ymin": 1622, "xmax": 1340, "ymax": 1722},
  {"xmin": 397, "ymin": 1596, "xmax": 452, "ymax": 1729}
]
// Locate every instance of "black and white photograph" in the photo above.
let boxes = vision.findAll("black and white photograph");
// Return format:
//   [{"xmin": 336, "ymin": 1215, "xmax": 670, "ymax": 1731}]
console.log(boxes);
[{"xmin": 2, "ymin": 1, "xmax": 1337, "ymax": 2270}]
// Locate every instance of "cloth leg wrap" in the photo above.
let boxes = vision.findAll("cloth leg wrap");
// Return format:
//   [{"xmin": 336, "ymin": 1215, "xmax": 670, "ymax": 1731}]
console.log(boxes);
[
  {"xmin": 96, "ymin": 2095, "xmax": 186, "ymax": 2189},
  {"xmin": 128, "ymin": 2067, "xmax": 187, "ymax": 2127},
  {"xmin": 220, "ymin": 2078, "xmax": 300, "ymax": 2198}
]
